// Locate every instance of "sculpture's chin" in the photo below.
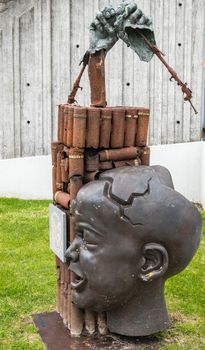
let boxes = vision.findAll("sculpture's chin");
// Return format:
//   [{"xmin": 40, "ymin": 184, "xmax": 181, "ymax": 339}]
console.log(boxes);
[{"xmin": 71, "ymin": 288, "xmax": 123, "ymax": 312}]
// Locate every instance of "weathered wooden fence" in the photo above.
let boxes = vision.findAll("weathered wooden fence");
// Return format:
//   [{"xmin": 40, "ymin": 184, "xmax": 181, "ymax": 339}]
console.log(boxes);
[{"xmin": 0, "ymin": 0, "xmax": 204, "ymax": 159}]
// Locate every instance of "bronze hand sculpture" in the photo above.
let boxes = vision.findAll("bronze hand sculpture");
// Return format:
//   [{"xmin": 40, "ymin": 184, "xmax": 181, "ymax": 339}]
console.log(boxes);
[
  {"xmin": 69, "ymin": 1, "xmax": 197, "ymax": 112},
  {"xmin": 88, "ymin": 2, "xmax": 155, "ymax": 62}
]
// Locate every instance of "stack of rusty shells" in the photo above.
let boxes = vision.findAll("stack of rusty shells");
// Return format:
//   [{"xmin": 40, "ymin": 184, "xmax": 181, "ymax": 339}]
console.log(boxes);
[{"xmin": 51, "ymin": 104, "xmax": 150, "ymax": 337}]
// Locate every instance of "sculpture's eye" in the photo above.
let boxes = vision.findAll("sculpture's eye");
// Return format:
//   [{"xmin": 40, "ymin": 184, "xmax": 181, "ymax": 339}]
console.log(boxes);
[
  {"xmin": 83, "ymin": 229, "xmax": 100, "ymax": 247},
  {"xmin": 76, "ymin": 229, "xmax": 83, "ymax": 239}
]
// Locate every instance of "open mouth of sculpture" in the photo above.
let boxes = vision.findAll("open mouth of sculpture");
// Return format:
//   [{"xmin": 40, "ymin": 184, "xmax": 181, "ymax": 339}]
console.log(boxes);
[
  {"xmin": 71, "ymin": 276, "xmax": 86, "ymax": 290},
  {"xmin": 70, "ymin": 268, "xmax": 87, "ymax": 291}
]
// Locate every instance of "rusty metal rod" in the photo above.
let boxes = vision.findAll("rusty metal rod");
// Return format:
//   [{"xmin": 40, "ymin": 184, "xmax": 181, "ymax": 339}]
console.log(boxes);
[{"xmin": 136, "ymin": 29, "xmax": 198, "ymax": 114}]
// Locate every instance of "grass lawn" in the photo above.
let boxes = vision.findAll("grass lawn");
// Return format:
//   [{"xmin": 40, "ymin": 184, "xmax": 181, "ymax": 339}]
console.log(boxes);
[{"xmin": 0, "ymin": 198, "xmax": 204, "ymax": 350}]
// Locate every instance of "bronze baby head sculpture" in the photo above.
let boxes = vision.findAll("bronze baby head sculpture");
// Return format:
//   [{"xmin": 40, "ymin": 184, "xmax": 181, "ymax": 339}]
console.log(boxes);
[{"xmin": 65, "ymin": 166, "xmax": 202, "ymax": 336}]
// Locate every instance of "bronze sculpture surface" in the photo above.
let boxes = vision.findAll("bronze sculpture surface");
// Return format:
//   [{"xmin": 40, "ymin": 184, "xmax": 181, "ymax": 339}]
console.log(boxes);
[
  {"xmin": 88, "ymin": 2, "xmax": 156, "ymax": 62},
  {"xmin": 49, "ymin": 0, "xmax": 200, "ymax": 342},
  {"xmin": 66, "ymin": 166, "xmax": 202, "ymax": 336}
]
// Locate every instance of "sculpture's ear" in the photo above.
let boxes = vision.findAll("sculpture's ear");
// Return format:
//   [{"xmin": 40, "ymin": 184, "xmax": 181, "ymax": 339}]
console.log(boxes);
[{"xmin": 139, "ymin": 243, "xmax": 169, "ymax": 282}]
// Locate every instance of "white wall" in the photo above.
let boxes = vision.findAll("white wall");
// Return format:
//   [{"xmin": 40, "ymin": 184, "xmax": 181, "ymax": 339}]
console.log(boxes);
[
  {"xmin": 150, "ymin": 141, "xmax": 203, "ymax": 204},
  {"xmin": 0, "ymin": 142, "xmax": 204, "ymax": 208},
  {"xmin": 0, "ymin": 155, "xmax": 52, "ymax": 200}
]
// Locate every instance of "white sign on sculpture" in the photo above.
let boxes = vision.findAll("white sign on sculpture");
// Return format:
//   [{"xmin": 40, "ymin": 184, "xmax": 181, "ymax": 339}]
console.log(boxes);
[{"xmin": 49, "ymin": 204, "xmax": 67, "ymax": 262}]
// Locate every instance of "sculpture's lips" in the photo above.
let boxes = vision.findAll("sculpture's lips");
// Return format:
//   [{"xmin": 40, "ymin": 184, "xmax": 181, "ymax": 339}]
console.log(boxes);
[
  {"xmin": 71, "ymin": 277, "xmax": 86, "ymax": 291},
  {"xmin": 69, "ymin": 265, "xmax": 87, "ymax": 291}
]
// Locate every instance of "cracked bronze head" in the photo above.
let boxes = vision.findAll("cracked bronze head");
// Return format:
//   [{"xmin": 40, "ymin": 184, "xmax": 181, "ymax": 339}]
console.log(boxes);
[{"xmin": 65, "ymin": 165, "xmax": 202, "ymax": 336}]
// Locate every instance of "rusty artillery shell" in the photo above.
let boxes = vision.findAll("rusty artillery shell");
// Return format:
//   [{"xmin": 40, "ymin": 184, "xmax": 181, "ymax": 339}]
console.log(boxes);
[
  {"xmin": 69, "ymin": 221, "xmax": 83, "ymax": 335},
  {"xmin": 52, "ymin": 166, "xmax": 57, "ymax": 196},
  {"xmin": 110, "ymin": 108, "xmax": 125, "ymax": 148},
  {"xmin": 85, "ymin": 151, "xmax": 99, "ymax": 172},
  {"xmin": 64, "ymin": 157, "xmax": 69, "ymax": 174},
  {"xmin": 63, "ymin": 106, "xmax": 68, "ymax": 145},
  {"xmin": 52, "ymin": 142, "xmax": 62, "ymax": 196},
  {"xmin": 70, "ymin": 300, "xmax": 84, "ymax": 337},
  {"xmin": 64, "ymin": 105, "xmax": 74, "ymax": 147},
  {"xmin": 69, "ymin": 148, "xmax": 84, "ymax": 178},
  {"xmin": 84, "ymin": 171, "xmax": 101, "ymax": 183},
  {"xmin": 62, "ymin": 264, "xmax": 69, "ymax": 325},
  {"xmin": 57, "ymin": 150, "xmax": 63, "ymax": 190},
  {"xmin": 88, "ymin": 50, "xmax": 106, "ymax": 108},
  {"xmin": 124, "ymin": 108, "xmax": 138, "ymax": 147},
  {"xmin": 141, "ymin": 146, "xmax": 150, "ymax": 165},
  {"xmin": 67, "ymin": 183, "xmax": 71, "ymax": 194},
  {"xmin": 65, "ymin": 212, "xmax": 71, "ymax": 330},
  {"xmin": 99, "ymin": 147, "xmax": 141, "ymax": 162},
  {"xmin": 85, "ymin": 310, "xmax": 96, "ymax": 335},
  {"xmin": 97, "ymin": 312, "xmax": 108, "ymax": 335},
  {"xmin": 72, "ymin": 107, "xmax": 87, "ymax": 148},
  {"xmin": 54, "ymin": 191, "xmax": 70, "ymax": 209},
  {"xmin": 99, "ymin": 161, "xmax": 113, "ymax": 170},
  {"xmin": 63, "ymin": 146, "xmax": 69, "ymax": 158},
  {"xmin": 59, "ymin": 260, "xmax": 65, "ymax": 318},
  {"xmin": 69, "ymin": 215, "xmax": 84, "ymax": 336},
  {"xmin": 56, "ymin": 256, "xmax": 61, "ymax": 313},
  {"xmin": 113, "ymin": 158, "xmax": 141, "ymax": 168},
  {"xmin": 70, "ymin": 176, "xmax": 83, "ymax": 203},
  {"xmin": 51, "ymin": 142, "xmax": 60, "ymax": 166},
  {"xmin": 133, "ymin": 158, "xmax": 142, "ymax": 166},
  {"xmin": 58, "ymin": 105, "xmax": 64, "ymax": 143},
  {"xmin": 99, "ymin": 109, "xmax": 112, "ymax": 148},
  {"xmin": 86, "ymin": 108, "xmax": 101, "ymax": 148},
  {"xmin": 136, "ymin": 110, "xmax": 149, "ymax": 146},
  {"xmin": 60, "ymin": 159, "xmax": 69, "ymax": 183},
  {"xmin": 67, "ymin": 283, "xmax": 71, "ymax": 330}
]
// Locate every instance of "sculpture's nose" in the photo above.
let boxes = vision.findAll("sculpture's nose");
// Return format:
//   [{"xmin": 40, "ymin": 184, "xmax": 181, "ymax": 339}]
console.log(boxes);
[{"xmin": 65, "ymin": 239, "xmax": 80, "ymax": 263}]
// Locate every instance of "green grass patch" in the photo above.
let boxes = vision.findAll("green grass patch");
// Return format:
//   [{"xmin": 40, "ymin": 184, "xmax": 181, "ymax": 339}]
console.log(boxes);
[
  {"xmin": 0, "ymin": 199, "xmax": 204, "ymax": 349},
  {"xmin": 0, "ymin": 198, "xmax": 55, "ymax": 349}
]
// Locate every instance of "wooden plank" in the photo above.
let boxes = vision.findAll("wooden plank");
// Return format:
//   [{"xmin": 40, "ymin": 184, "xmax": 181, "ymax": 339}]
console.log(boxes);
[
  {"xmin": 107, "ymin": 39, "xmax": 123, "ymax": 106},
  {"xmin": 122, "ymin": 45, "xmax": 134, "ymax": 107},
  {"xmin": 7, "ymin": 0, "xmax": 36, "ymax": 159},
  {"xmin": 13, "ymin": 17, "xmax": 21, "ymax": 158},
  {"xmin": 160, "ymin": 0, "xmax": 169, "ymax": 144},
  {"xmin": 34, "ymin": 0, "xmax": 43, "ymax": 155},
  {"xmin": 51, "ymin": 0, "xmax": 71, "ymax": 140},
  {"xmin": 98, "ymin": 0, "xmax": 112, "ymax": 106},
  {"xmin": 19, "ymin": 7, "xmax": 36, "ymax": 157},
  {"xmin": 167, "ymin": 0, "xmax": 176, "ymax": 144},
  {"xmin": 82, "ymin": 0, "xmax": 98, "ymax": 106},
  {"xmin": 42, "ymin": 0, "xmax": 52, "ymax": 153},
  {"xmin": 190, "ymin": 0, "xmax": 205, "ymax": 141},
  {"xmin": 148, "ymin": 0, "xmax": 155, "ymax": 145},
  {"xmin": 141, "ymin": 0, "xmax": 151, "ymax": 108},
  {"xmin": 133, "ymin": 0, "xmax": 150, "ymax": 108},
  {"xmin": 1, "ymin": 16, "xmax": 15, "ymax": 159},
  {"xmin": 174, "ymin": 0, "xmax": 185, "ymax": 143},
  {"xmin": 70, "ymin": 0, "xmax": 85, "ymax": 107},
  {"xmin": 51, "ymin": 0, "xmax": 61, "ymax": 141},
  {"xmin": 152, "ymin": 0, "xmax": 163, "ymax": 145},
  {"xmin": 58, "ymin": 0, "xmax": 72, "ymax": 104},
  {"xmin": 183, "ymin": 0, "xmax": 192, "ymax": 142}
]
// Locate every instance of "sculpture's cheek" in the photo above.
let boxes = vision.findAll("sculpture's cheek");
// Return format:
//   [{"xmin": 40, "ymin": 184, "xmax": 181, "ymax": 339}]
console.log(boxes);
[{"xmin": 73, "ymin": 248, "xmax": 139, "ymax": 311}]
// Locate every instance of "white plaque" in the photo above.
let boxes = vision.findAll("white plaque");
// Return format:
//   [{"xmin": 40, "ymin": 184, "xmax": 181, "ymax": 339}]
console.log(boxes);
[{"xmin": 49, "ymin": 204, "xmax": 67, "ymax": 262}]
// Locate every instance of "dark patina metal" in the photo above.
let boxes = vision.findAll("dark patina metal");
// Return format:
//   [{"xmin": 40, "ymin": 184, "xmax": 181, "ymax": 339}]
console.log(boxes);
[{"xmin": 65, "ymin": 166, "xmax": 202, "ymax": 337}]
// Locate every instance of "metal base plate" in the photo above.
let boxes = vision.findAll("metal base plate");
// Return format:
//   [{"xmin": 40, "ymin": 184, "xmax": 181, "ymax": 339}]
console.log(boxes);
[{"xmin": 33, "ymin": 311, "xmax": 159, "ymax": 350}]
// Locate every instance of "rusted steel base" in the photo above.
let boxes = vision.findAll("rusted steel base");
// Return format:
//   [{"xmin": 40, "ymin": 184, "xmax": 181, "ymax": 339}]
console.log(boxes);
[{"xmin": 33, "ymin": 311, "xmax": 159, "ymax": 350}]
